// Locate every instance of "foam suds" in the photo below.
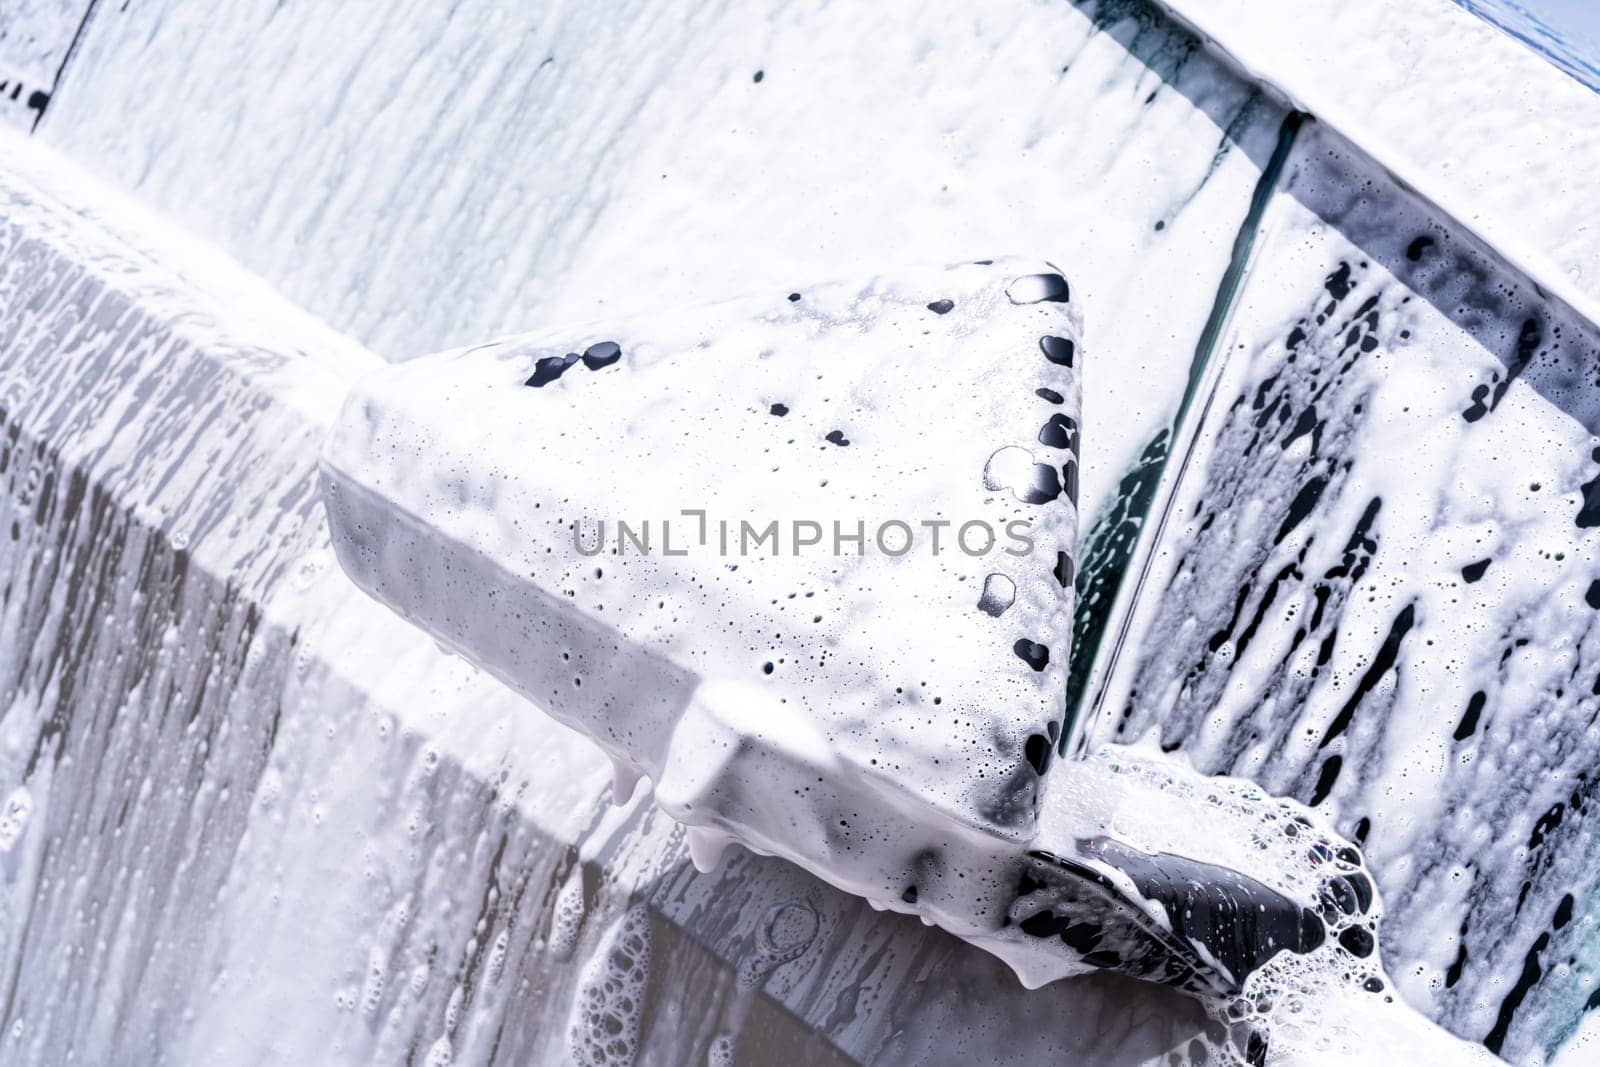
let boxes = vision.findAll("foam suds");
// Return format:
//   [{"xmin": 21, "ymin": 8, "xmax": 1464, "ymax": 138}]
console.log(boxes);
[
  {"xmin": 609, "ymin": 757, "xmax": 643, "ymax": 806},
  {"xmin": 567, "ymin": 905, "xmax": 652, "ymax": 1067},
  {"xmin": 548, "ymin": 864, "xmax": 588, "ymax": 963},
  {"xmin": 421, "ymin": 1036, "xmax": 453, "ymax": 1067},
  {"xmin": 1234, "ymin": 943, "xmax": 1493, "ymax": 1064},
  {"xmin": 706, "ymin": 1033, "xmax": 736, "ymax": 1067},
  {"xmin": 0, "ymin": 787, "xmax": 33, "ymax": 853}
]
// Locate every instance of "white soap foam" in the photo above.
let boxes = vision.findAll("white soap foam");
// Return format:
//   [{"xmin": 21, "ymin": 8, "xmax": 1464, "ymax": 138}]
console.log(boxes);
[
  {"xmin": 1222, "ymin": 929, "xmax": 1500, "ymax": 1064},
  {"xmin": 608, "ymin": 758, "xmax": 643, "ymax": 807},
  {"xmin": 567, "ymin": 904, "xmax": 653, "ymax": 1067},
  {"xmin": 706, "ymin": 1033, "xmax": 736, "ymax": 1067},
  {"xmin": 548, "ymin": 863, "xmax": 587, "ymax": 963},
  {"xmin": 0, "ymin": 786, "xmax": 33, "ymax": 853},
  {"xmin": 421, "ymin": 1035, "xmax": 452, "ymax": 1067}
]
